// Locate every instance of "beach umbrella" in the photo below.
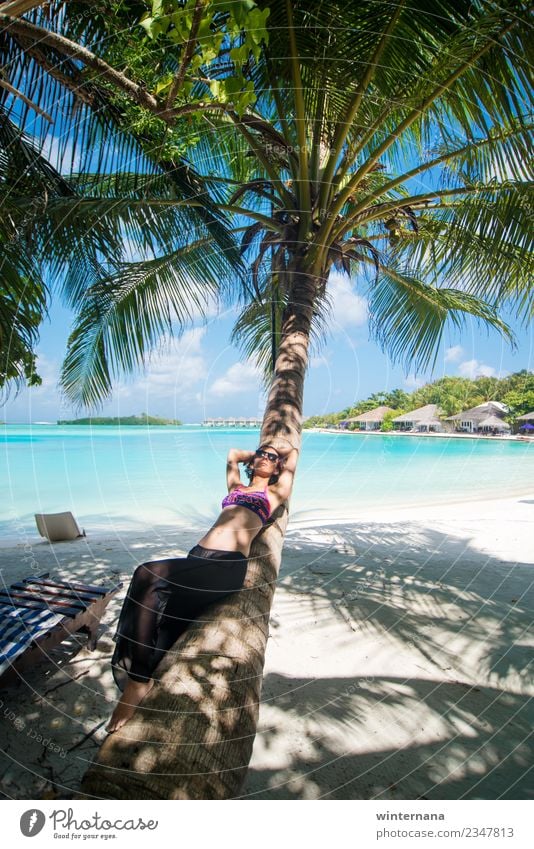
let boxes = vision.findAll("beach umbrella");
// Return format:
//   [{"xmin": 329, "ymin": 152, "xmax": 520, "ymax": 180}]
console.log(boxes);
[
  {"xmin": 519, "ymin": 423, "xmax": 534, "ymax": 431},
  {"xmin": 478, "ymin": 415, "xmax": 511, "ymax": 430}
]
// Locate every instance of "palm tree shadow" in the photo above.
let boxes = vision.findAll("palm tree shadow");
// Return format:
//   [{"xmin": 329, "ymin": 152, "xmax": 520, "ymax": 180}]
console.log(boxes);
[
  {"xmin": 3, "ymin": 517, "xmax": 532, "ymax": 800},
  {"xmin": 241, "ymin": 672, "xmax": 534, "ymax": 800},
  {"xmin": 239, "ymin": 519, "xmax": 534, "ymax": 798},
  {"xmin": 72, "ymin": 517, "xmax": 533, "ymax": 801},
  {"xmin": 278, "ymin": 520, "xmax": 534, "ymax": 684}
]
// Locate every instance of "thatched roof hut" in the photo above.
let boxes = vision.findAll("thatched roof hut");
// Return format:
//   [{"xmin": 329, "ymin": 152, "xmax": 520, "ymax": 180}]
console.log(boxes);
[
  {"xmin": 478, "ymin": 415, "xmax": 511, "ymax": 430},
  {"xmin": 517, "ymin": 411, "xmax": 534, "ymax": 421},
  {"xmin": 392, "ymin": 404, "xmax": 445, "ymax": 429},
  {"xmin": 346, "ymin": 405, "xmax": 394, "ymax": 422},
  {"xmin": 447, "ymin": 401, "xmax": 510, "ymax": 433},
  {"xmin": 339, "ymin": 406, "xmax": 394, "ymax": 430},
  {"xmin": 447, "ymin": 401, "xmax": 508, "ymax": 422}
]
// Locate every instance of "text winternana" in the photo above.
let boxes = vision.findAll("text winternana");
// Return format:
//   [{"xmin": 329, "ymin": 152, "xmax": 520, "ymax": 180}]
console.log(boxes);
[{"xmin": 376, "ymin": 813, "xmax": 445, "ymax": 821}]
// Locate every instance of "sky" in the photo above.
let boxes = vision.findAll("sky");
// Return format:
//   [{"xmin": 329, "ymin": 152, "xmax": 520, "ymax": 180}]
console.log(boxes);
[
  {"xmin": 3, "ymin": 53, "xmax": 531, "ymax": 425},
  {"xmin": 2, "ymin": 270, "xmax": 532, "ymax": 424}
]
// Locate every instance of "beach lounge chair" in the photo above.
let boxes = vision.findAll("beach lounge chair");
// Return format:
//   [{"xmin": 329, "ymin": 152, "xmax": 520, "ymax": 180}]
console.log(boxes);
[
  {"xmin": 35, "ymin": 512, "xmax": 86, "ymax": 542},
  {"xmin": 0, "ymin": 571, "xmax": 122, "ymax": 686}
]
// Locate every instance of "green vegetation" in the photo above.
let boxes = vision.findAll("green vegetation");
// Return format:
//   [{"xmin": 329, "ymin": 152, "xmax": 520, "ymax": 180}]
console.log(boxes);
[
  {"xmin": 304, "ymin": 370, "xmax": 534, "ymax": 430},
  {"xmin": 1, "ymin": 2, "xmax": 531, "ymax": 408},
  {"xmin": 57, "ymin": 413, "xmax": 182, "ymax": 426}
]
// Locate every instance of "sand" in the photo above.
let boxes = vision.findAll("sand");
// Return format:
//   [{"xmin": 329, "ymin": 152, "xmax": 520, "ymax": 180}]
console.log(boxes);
[{"xmin": 0, "ymin": 493, "xmax": 533, "ymax": 800}]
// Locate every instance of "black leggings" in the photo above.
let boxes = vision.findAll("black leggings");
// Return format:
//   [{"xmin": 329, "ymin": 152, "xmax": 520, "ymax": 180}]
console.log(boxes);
[{"xmin": 110, "ymin": 544, "xmax": 248, "ymax": 691}]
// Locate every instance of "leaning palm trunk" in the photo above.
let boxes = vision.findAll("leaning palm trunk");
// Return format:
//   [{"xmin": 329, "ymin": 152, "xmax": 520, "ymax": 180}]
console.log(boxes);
[
  {"xmin": 75, "ymin": 270, "xmax": 318, "ymax": 799},
  {"xmin": 0, "ymin": 1, "xmax": 45, "ymax": 14}
]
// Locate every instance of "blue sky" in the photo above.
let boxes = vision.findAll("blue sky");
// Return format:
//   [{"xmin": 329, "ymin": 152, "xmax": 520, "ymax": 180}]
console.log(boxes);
[
  {"xmin": 3, "ymin": 72, "xmax": 531, "ymax": 424},
  {"xmin": 2, "ymin": 270, "xmax": 532, "ymax": 424}
]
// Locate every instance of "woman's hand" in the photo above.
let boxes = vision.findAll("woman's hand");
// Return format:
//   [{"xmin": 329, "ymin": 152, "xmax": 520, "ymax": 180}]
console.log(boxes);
[
  {"xmin": 272, "ymin": 444, "xmax": 298, "ymax": 464},
  {"xmin": 227, "ymin": 448, "xmax": 256, "ymax": 464}
]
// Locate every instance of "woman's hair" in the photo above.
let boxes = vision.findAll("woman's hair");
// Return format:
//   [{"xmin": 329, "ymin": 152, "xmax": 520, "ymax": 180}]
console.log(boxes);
[{"xmin": 244, "ymin": 443, "xmax": 282, "ymax": 485}]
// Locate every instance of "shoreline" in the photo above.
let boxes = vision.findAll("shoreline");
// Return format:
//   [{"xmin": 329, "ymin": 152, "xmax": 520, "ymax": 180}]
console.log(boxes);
[
  {"xmin": 284, "ymin": 487, "xmax": 534, "ymax": 529},
  {"xmin": 2, "ymin": 486, "xmax": 534, "ymax": 550},
  {"xmin": 309, "ymin": 427, "xmax": 534, "ymax": 443},
  {"xmin": 4, "ymin": 422, "xmax": 533, "ymax": 442}
]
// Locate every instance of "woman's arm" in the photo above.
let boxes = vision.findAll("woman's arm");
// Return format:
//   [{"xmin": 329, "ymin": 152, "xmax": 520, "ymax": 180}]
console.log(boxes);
[
  {"xmin": 226, "ymin": 448, "xmax": 255, "ymax": 491},
  {"xmin": 271, "ymin": 446, "xmax": 299, "ymax": 501}
]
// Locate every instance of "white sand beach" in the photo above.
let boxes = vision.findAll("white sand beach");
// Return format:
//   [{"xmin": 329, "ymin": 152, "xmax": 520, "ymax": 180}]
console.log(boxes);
[{"xmin": 0, "ymin": 493, "xmax": 533, "ymax": 800}]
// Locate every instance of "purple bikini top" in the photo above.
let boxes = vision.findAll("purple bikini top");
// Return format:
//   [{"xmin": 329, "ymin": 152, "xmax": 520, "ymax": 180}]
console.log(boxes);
[{"xmin": 221, "ymin": 484, "xmax": 272, "ymax": 525}]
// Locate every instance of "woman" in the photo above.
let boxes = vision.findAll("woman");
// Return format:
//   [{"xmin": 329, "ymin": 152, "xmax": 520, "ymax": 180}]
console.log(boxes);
[{"xmin": 106, "ymin": 441, "xmax": 298, "ymax": 732}]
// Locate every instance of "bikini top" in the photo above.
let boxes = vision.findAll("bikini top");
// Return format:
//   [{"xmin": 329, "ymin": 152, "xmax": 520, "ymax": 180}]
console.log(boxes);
[{"xmin": 221, "ymin": 484, "xmax": 272, "ymax": 525}]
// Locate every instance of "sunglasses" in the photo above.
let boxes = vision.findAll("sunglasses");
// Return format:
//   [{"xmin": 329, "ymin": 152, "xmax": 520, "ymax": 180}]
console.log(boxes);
[{"xmin": 255, "ymin": 449, "xmax": 279, "ymax": 463}]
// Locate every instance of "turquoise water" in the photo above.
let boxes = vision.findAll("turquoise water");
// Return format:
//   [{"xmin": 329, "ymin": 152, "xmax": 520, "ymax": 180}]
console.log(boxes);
[{"xmin": 1, "ymin": 424, "xmax": 533, "ymax": 543}]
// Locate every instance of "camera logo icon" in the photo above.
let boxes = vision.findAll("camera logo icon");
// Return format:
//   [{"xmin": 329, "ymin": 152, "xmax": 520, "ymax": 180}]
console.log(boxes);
[{"xmin": 20, "ymin": 809, "xmax": 46, "ymax": 837}]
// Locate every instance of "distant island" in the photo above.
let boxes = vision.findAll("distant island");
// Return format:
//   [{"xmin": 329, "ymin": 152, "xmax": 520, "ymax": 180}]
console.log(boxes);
[{"xmin": 58, "ymin": 413, "xmax": 182, "ymax": 426}]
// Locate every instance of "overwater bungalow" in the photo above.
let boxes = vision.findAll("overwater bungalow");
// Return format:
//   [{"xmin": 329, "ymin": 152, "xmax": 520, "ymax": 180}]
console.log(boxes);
[
  {"xmin": 447, "ymin": 401, "xmax": 510, "ymax": 434},
  {"xmin": 201, "ymin": 417, "xmax": 262, "ymax": 427},
  {"xmin": 392, "ymin": 404, "xmax": 447, "ymax": 432},
  {"xmin": 338, "ymin": 405, "xmax": 394, "ymax": 431}
]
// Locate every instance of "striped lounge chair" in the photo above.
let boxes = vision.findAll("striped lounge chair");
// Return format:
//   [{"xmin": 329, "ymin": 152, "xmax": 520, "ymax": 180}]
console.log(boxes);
[{"xmin": 0, "ymin": 571, "xmax": 122, "ymax": 686}]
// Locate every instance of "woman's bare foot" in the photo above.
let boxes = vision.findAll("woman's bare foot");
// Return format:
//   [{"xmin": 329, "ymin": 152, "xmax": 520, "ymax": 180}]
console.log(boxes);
[{"xmin": 105, "ymin": 678, "xmax": 154, "ymax": 733}]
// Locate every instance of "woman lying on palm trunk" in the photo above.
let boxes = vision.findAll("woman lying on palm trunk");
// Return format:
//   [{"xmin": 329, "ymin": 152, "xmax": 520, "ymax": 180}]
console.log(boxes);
[{"xmin": 106, "ymin": 441, "xmax": 297, "ymax": 732}]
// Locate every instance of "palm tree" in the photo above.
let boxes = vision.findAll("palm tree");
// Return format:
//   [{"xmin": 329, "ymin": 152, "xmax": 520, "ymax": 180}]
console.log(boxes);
[
  {"xmin": 0, "ymin": 105, "xmax": 74, "ymax": 396},
  {"xmin": 0, "ymin": 101, "xmax": 240, "ymax": 401},
  {"xmin": 0, "ymin": 1, "xmax": 44, "ymax": 14},
  {"xmin": 1, "ymin": 2, "xmax": 245, "ymax": 399},
  {"xmin": 1, "ymin": 1, "xmax": 532, "ymax": 798}
]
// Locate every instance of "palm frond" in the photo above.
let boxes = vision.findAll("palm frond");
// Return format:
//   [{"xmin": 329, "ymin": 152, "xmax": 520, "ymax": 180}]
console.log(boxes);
[
  {"xmin": 3, "ymin": 0, "xmax": 532, "ymax": 408},
  {"xmin": 368, "ymin": 266, "xmax": 515, "ymax": 374},
  {"xmin": 230, "ymin": 272, "xmax": 332, "ymax": 390},
  {"xmin": 0, "ymin": 248, "xmax": 46, "ymax": 396},
  {"xmin": 60, "ymin": 236, "xmax": 239, "ymax": 407},
  {"xmin": 397, "ymin": 183, "xmax": 534, "ymax": 318}
]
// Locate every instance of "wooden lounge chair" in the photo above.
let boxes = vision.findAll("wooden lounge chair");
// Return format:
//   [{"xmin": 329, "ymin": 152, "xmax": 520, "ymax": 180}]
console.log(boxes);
[
  {"xmin": 35, "ymin": 512, "xmax": 86, "ymax": 542},
  {"xmin": 0, "ymin": 571, "xmax": 122, "ymax": 686}
]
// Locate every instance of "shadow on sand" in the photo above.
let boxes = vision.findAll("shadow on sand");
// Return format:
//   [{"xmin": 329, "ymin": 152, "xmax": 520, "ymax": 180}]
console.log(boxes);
[
  {"xmin": 241, "ymin": 517, "xmax": 534, "ymax": 799},
  {"xmin": 0, "ymin": 515, "xmax": 532, "ymax": 799}
]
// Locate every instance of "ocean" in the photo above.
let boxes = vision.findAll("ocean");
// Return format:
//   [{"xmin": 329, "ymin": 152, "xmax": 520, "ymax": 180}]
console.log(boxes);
[{"xmin": 1, "ymin": 424, "xmax": 532, "ymax": 544}]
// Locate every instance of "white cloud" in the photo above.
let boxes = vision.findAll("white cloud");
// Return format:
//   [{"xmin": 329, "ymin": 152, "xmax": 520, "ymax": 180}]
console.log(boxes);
[
  {"xmin": 4, "ymin": 327, "xmax": 212, "ymax": 421},
  {"xmin": 404, "ymin": 374, "xmax": 425, "ymax": 389},
  {"xmin": 458, "ymin": 359, "xmax": 497, "ymax": 379},
  {"xmin": 14, "ymin": 354, "xmax": 59, "ymax": 407},
  {"xmin": 115, "ymin": 326, "xmax": 208, "ymax": 402},
  {"xmin": 120, "ymin": 237, "xmax": 156, "ymax": 264},
  {"xmin": 115, "ymin": 242, "xmax": 222, "ymax": 322},
  {"xmin": 328, "ymin": 271, "xmax": 368, "ymax": 328},
  {"xmin": 39, "ymin": 133, "xmax": 80, "ymax": 174},
  {"xmin": 209, "ymin": 359, "xmax": 262, "ymax": 397},
  {"xmin": 186, "ymin": 291, "xmax": 221, "ymax": 322},
  {"xmin": 2, "ymin": 353, "xmax": 71, "ymax": 422},
  {"xmin": 445, "ymin": 345, "xmax": 463, "ymax": 363},
  {"xmin": 32, "ymin": 353, "xmax": 60, "ymax": 391}
]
